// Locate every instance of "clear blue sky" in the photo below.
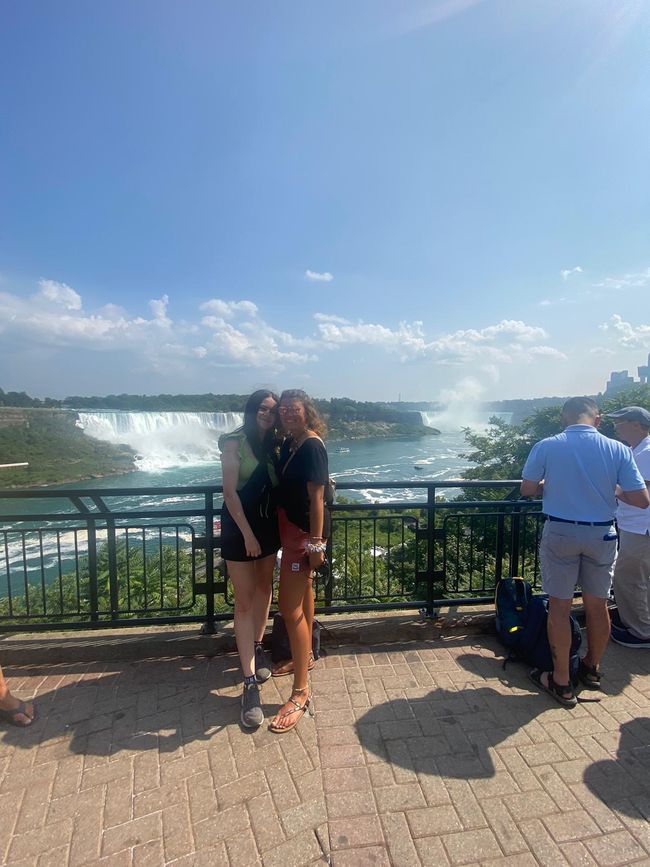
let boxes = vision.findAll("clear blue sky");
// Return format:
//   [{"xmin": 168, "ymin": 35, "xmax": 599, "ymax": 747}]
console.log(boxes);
[{"xmin": 1, "ymin": 0, "xmax": 649, "ymax": 403}]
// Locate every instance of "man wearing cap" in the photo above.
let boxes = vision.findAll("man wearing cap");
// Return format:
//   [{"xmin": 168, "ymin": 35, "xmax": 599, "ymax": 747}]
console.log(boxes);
[
  {"xmin": 521, "ymin": 397, "xmax": 649, "ymax": 706},
  {"xmin": 607, "ymin": 406, "xmax": 650, "ymax": 648}
]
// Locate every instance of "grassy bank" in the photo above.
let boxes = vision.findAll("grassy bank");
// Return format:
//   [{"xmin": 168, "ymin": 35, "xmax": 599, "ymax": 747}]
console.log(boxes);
[{"xmin": 0, "ymin": 409, "xmax": 135, "ymax": 487}]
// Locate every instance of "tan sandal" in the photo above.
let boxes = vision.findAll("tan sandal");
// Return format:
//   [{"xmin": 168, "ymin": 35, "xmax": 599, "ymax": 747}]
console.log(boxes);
[
  {"xmin": 272, "ymin": 652, "xmax": 315, "ymax": 678},
  {"xmin": 268, "ymin": 687, "xmax": 313, "ymax": 734}
]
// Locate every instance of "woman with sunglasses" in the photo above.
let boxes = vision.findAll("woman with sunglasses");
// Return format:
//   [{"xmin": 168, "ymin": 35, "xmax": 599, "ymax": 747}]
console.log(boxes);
[
  {"xmin": 269, "ymin": 389, "xmax": 329, "ymax": 733},
  {"xmin": 219, "ymin": 389, "xmax": 281, "ymax": 728}
]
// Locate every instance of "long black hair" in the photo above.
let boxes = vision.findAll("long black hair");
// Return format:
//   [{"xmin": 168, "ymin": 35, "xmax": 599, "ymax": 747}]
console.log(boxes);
[{"xmin": 242, "ymin": 389, "xmax": 280, "ymax": 462}]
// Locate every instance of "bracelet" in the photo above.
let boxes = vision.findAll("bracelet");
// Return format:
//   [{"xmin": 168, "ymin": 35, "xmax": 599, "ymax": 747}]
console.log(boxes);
[{"xmin": 305, "ymin": 541, "xmax": 327, "ymax": 554}]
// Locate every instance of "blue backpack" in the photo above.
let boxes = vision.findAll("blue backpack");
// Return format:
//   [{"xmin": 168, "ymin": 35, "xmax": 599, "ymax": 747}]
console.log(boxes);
[{"xmin": 495, "ymin": 577, "xmax": 582, "ymax": 686}]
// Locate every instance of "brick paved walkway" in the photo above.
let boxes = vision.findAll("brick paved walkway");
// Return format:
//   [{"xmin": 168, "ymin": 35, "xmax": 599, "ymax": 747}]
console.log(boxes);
[{"xmin": 2, "ymin": 635, "xmax": 650, "ymax": 866}]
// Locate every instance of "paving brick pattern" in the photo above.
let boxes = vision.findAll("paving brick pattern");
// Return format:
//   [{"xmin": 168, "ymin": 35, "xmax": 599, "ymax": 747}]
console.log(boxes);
[{"xmin": 1, "ymin": 636, "xmax": 650, "ymax": 865}]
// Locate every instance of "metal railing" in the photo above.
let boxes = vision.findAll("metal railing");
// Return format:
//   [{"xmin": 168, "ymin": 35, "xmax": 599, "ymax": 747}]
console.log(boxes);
[{"xmin": 0, "ymin": 481, "xmax": 543, "ymax": 632}]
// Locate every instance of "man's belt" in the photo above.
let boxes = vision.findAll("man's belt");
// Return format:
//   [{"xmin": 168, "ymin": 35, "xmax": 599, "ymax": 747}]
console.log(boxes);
[{"xmin": 546, "ymin": 515, "xmax": 614, "ymax": 527}]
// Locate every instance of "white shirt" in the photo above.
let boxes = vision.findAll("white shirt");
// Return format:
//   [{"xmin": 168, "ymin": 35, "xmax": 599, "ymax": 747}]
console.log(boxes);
[{"xmin": 617, "ymin": 436, "xmax": 650, "ymax": 535}]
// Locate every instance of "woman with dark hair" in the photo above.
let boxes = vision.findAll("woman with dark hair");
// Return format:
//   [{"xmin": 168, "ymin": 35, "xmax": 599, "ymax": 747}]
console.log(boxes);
[
  {"xmin": 269, "ymin": 389, "xmax": 329, "ymax": 733},
  {"xmin": 219, "ymin": 389, "xmax": 281, "ymax": 728}
]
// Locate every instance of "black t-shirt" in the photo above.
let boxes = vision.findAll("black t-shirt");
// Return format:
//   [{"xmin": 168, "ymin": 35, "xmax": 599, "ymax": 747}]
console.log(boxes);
[{"xmin": 279, "ymin": 437, "xmax": 329, "ymax": 532}]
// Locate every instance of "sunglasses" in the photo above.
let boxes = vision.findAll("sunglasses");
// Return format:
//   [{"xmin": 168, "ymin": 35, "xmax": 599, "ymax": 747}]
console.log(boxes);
[{"xmin": 278, "ymin": 407, "xmax": 302, "ymax": 416}]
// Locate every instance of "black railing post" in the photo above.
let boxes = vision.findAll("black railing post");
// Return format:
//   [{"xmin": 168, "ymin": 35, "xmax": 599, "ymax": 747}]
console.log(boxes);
[
  {"xmin": 425, "ymin": 484, "xmax": 437, "ymax": 618},
  {"xmin": 494, "ymin": 505, "xmax": 505, "ymax": 585},
  {"xmin": 201, "ymin": 490, "xmax": 217, "ymax": 634},
  {"xmin": 324, "ymin": 527, "xmax": 334, "ymax": 607},
  {"xmin": 509, "ymin": 502, "xmax": 522, "ymax": 577},
  {"xmin": 106, "ymin": 517, "xmax": 119, "ymax": 619},
  {"xmin": 87, "ymin": 518, "xmax": 99, "ymax": 623}
]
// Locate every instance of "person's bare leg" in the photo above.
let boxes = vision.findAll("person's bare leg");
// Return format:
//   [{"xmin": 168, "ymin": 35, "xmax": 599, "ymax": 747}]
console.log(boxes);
[
  {"xmin": 227, "ymin": 561, "xmax": 257, "ymax": 678},
  {"xmin": 0, "ymin": 664, "xmax": 34, "ymax": 726},
  {"xmin": 546, "ymin": 595, "xmax": 573, "ymax": 689},
  {"xmin": 252, "ymin": 554, "xmax": 275, "ymax": 643},
  {"xmin": 271, "ymin": 568, "xmax": 311, "ymax": 730},
  {"xmin": 582, "ymin": 593, "xmax": 610, "ymax": 671},
  {"xmin": 304, "ymin": 576, "xmax": 315, "ymax": 653}
]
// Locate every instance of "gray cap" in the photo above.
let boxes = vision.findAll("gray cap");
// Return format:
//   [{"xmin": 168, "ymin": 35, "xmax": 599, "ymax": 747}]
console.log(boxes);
[{"xmin": 606, "ymin": 405, "xmax": 650, "ymax": 426}]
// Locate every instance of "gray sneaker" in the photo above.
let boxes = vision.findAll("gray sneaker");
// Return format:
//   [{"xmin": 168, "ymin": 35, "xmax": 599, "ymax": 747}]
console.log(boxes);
[
  {"xmin": 255, "ymin": 644, "xmax": 272, "ymax": 683},
  {"xmin": 241, "ymin": 682, "xmax": 264, "ymax": 728}
]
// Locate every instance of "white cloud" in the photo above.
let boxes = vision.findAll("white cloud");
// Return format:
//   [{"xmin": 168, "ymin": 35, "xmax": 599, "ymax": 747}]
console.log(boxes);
[
  {"xmin": 315, "ymin": 315, "xmax": 557, "ymax": 366},
  {"xmin": 38, "ymin": 279, "xmax": 82, "ymax": 310},
  {"xmin": 478, "ymin": 320, "xmax": 547, "ymax": 342},
  {"xmin": 313, "ymin": 312, "xmax": 350, "ymax": 324},
  {"xmin": 593, "ymin": 267, "xmax": 650, "ymax": 290},
  {"xmin": 539, "ymin": 297, "xmax": 573, "ymax": 307},
  {"xmin": 199, "ymin": 298, "xmax": 259, "ymax": 318},
  {"xmin": 198, "ymin": 296, "xmax": 317, "ymax": 368},
  {"xmin": 528, "ymin": 346, "xmax": 568, "ymax": 360},
  {"xmin": 600, "ymin": 314, "xmax": 650, "ymax": 348},
  {"xmin": 317, "ymin": 320, "xmax": 428, "ymax": 360},
  {"xmin": 149, "ymin": 294, "xmax": 171, "ymax": 325},
  {"xmin": 560, "ymin": 266, "xmax": 583, "ymax": 281},
  {"xmin": 0, "ymin": 278, "xmax": 567, "ymax": 391},
  {"xmin": 305, "ymin": 270, "xmax": 334, "ymax": 282}
]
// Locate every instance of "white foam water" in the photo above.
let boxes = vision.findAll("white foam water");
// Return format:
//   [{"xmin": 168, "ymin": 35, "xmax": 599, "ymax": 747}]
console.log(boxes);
[{"xmin": 78, "ymin": 411, "xmax": 243, "ymax": 471}]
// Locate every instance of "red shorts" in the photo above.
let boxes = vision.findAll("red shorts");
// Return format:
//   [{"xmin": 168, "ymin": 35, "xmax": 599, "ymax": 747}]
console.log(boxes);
[{"xmin": 278, "ymin": 507, "xmax": 311, "ymax": 573}]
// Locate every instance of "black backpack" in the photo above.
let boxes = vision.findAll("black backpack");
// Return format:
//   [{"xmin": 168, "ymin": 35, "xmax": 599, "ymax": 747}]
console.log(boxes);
[
  {"xmin": 495, "ymin": 577, "xmax": 582, "ymax": 686},
  {"xmin": 270, "ymin": 613, "xmax": 322, "ymax": 664}
]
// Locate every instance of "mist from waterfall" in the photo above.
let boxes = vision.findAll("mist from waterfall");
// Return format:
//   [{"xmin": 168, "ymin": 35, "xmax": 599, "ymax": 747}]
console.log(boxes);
[
  {"xmin": 77, "ymin": 411, "xmax": 243, "ymax": 471},
  {"xmin": 419, "ymin": 409, "xmax": 513, "ymax": 430}
]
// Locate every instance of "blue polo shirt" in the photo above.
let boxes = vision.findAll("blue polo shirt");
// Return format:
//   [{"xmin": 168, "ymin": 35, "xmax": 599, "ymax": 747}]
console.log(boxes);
[{"xmin": 522, "ymin": 424, "xmax": 645, "ymax": 522}]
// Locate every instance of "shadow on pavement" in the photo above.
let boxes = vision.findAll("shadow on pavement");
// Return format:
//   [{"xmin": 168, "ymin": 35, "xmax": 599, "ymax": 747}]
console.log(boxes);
[
  {"xmin": 583, "ymin": 716, "xmax": 650, "ymax": 817},
  {"xmin": 0, "ymin": 654, "xmax": 281, "ymax": 753},
  {"xmin": 355, "ymin": 646, "xmax": 650, "ymax": 811}
]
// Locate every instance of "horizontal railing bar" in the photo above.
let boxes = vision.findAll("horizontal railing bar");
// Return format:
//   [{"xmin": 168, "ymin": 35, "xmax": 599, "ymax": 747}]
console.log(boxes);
[
  {"xmin": 0, "ymin": 510, "xmax": 211, "ymax": 523},
  {"xmin": 331, "ymin": 480, "xmax": 522, "ymax": 489},
  {"xmin": 0, "ymin": 487, "xmax": 222, "ymax": 498},
  {"xmin": 330, "ymin": 501, "xmax": 541, "ymax": 512},
  {"xmin": 0, "ymin": 479, "xmax": 524, "ymax": 500},
  {"xmin": 1, "ymin": 503, "xmax": 543, "ymax": 523}
]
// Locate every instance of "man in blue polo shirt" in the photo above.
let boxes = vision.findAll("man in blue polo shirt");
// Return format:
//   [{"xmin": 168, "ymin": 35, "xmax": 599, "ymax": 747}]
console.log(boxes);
[{"xmin": 521, "ymin": 396, "xmax": 649, "ymax": 706}]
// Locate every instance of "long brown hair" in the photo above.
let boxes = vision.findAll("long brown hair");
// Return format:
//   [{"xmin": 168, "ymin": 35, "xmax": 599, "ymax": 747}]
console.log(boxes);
[{"xmin": 280, "ymin": 389, "xmax": 328, "ymax": 438}]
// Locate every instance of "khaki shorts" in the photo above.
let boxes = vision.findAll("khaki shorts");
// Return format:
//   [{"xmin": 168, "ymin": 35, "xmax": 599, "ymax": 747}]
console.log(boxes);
[{"xmin": 540, "ymin": 520, "xmax": 617, "ymax": 600}]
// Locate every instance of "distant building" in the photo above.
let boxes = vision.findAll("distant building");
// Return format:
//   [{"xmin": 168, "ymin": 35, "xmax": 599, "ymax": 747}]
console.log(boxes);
[
  {"xmin": 604, "ymin": 353, "xmax": 650, "ymax": 395},
  {"xmin": 605, "ymin": 370, "xmax": 635, "ymax": 396}
]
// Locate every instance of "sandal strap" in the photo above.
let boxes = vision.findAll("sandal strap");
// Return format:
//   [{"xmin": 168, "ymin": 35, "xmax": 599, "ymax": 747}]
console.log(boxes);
[
  {"xmin": 549, "ymin": 674, "xmax": 574, "ymax": 699},
  {"xmin": 278, "ymin": 696, "xmax": 310, "ymax": 719}
]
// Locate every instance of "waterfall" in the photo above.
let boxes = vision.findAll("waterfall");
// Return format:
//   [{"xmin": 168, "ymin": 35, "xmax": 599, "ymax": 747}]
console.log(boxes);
[
  {"xmin": 419, "ymin": 411, "xmax": 439, "ymax": 428},
  {"xmin": 419, "ymin": 409, "xmax": 513, "ymax": 430},
  {"xmin": 77, "ymin": 411, "xmax": 244, "ymax": 471}
]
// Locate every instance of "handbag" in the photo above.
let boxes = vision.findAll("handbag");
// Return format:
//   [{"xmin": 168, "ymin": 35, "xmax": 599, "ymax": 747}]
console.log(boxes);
[{"xmin": 271, "ymin": 612, "xmax": 321, "ymax": 664}]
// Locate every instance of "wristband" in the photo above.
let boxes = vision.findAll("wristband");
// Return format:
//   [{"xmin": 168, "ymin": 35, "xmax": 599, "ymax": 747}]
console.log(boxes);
[{"xmin": 305, "ymin": 541, "xmax": 327, "ymax": 554}]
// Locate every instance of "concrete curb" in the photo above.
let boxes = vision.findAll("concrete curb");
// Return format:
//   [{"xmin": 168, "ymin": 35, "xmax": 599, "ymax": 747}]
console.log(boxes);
[{"xmin": 0, "ymin": 606, "xmax": 497, "ymax": 666}]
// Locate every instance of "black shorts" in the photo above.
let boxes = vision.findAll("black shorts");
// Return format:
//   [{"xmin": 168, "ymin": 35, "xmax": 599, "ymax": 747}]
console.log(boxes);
[{"xmin": 219, "ymin": 503, "xmax": 280, "ymax": 562}]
